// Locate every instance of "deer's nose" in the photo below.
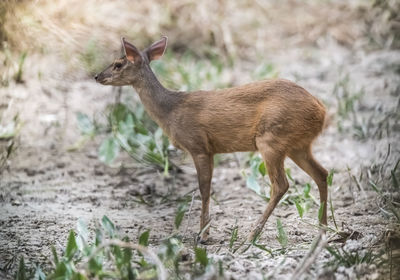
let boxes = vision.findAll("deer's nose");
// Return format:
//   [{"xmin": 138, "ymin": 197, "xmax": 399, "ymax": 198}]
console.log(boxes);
[{"xmin": 94, "ymin": 74, "xmax": 98, "ymax": 80}]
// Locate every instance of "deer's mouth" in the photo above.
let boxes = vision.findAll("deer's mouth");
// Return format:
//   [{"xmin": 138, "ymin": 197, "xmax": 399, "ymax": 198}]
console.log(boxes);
[
  {"xmin": 97, "ymin": 77, "xmax": 112, "ymax": 85},
  {"xmin": 95, "ymin": 74, "xmax": 112, "ymax": 85}
]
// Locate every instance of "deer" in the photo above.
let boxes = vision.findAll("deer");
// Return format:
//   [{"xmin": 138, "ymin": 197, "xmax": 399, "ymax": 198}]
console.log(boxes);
[{"xmin": 95, "ymin": 36, "xmax": 328, "ymax": 244}]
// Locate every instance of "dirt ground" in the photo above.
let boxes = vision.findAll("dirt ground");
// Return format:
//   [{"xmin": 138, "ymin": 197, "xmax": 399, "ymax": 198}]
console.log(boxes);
[{"xmin": 1, "ymin": 1, "xmax": 400, "ymax": 279}]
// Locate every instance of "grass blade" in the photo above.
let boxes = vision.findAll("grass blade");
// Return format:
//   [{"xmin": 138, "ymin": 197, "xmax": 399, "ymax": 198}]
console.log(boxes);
[
  {"xmin": 329, "ymin": 195, "xmax": 338, "ymax": 231},
  {"xmin": 65, "ymin": 230, "xmax": 78, "ymax": 260},
  {"xmin": 295, "ymin": 200, "xmax": 304, "ymax": 218},
  {"xmin": 139, "ymin": 230, "xmax": 150, "ymax": 247},
  {"xmin": 229, "ymin": 226, "xmax": 238, "ymax": 250},
  {"xmin": 195, "ymin": 247, "xmax": 208, "ymax": 267},
  {"xmin": 276, "ymin": 219, "xmax": 288, "ymax": 248},
  {"xmin": 327, "ymin": 170, "xmax": 334, "ymax": 187},
  {"xmin": 16, "ymin": 256, "xmax": 26, "ymax": 280}
]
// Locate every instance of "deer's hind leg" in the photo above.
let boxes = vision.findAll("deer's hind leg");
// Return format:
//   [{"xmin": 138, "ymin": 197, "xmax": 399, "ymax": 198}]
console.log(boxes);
[
  {"xmin": 248, "ymin": 134, "xmax": 289, "ymax": 241},
  {"xmin": 289, "ymin": 146, "xmax": 328, "ymax": 225}
]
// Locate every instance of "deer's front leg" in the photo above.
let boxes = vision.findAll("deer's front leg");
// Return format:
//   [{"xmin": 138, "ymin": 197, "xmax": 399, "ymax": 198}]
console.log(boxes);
[{"xmin": 192, "ymin": 153, "xmax": 214, "ymax": 243}]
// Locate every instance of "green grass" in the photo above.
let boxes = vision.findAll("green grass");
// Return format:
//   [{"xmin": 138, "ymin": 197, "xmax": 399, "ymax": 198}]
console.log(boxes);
[
  {"xmin": 333, "ymin": 74, "xmax": 400, "ymax": 141},
  {"xmin": 251, "ymin": 62, "xmax": 279, "ymax": 80},
  {"xmin": 243, "ymin": 153, "xmax": 320, "ymax": 221},
  {"xmin": 73, "ymin": 102, "xmax": 173, "ymax": 174},
  {"xmin": 0, "ymin": 114, "xmax": 21, "ymax": 173},
  {"xmin": 368, "ymin": 159, "xmax": 400, "ymax": 222},
  {"xmin": 174, "ymin": 199, "xmax": 190, "ymax": 230},
  {"xmin": 15, "ymin": 216, "xmax": 224, "ymax": 280},
  {"xmin": 13, "ymin": 51, "xmax": 27, "ymax": 83},
  {"xmin": 152, "ymin": 51, "xmax": 277, "ymax": 92},
  {"xmin": 276, "ymin": 219, "xmax": 288, "ymax": 249},
  {"xmin": 333, "ymin": 74, "xmax": 367, "ymax": 139},
  {"xmin": 152, "ymin": 51, "xmax": 232, "ymax": 91},
  {"xmin": 229, "ymin": 225, "xmax": 239, "ymax": 251},
  {"xmin": 1, "ymin": 45, "xmax": 28, "ymax": 86},
  {"xmin": 325, "ymin": 246, "xmax": 385, "ymax": 270}
]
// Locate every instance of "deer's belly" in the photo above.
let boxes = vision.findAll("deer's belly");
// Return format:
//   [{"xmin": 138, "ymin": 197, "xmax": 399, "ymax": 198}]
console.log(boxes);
[
  {"xmin": 169, "ymin": 126, "xmax": 257, "ymax": 155},
  {"xmin": 207, "ymin": 130, "xmax": 257, "ymax": 153}
]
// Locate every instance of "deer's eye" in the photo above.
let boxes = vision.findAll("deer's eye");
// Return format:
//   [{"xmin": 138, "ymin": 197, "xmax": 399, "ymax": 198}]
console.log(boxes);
[{"xmin": 114, "ymin": 62, "xmax": 123, "ymax": 70}]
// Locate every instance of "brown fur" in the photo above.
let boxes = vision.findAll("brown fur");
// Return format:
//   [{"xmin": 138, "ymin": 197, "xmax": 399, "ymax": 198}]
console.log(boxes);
[{"xmin": 95, "ymin": 37, "xmax": 328, "ymax": 243}]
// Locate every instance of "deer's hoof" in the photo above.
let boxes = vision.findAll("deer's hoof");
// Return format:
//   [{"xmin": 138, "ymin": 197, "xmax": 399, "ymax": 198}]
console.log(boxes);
[
  {"xmin": 199, "ymin": 238, "xmax": 208, "ymax": 245},
  {"xmin": 198, "ymin": 236, "xmax": 216, "ymax": 245},
  {"xmin": 247, "ymin": 233, "xmax": 256, "ymax": 243},
  {"xmin": 197, "ymin": 232, "xmax": 211, "ymax": 245},
  {"xmin": 248, "ymin": 226, "xmax": 263, "ymax": 242}
]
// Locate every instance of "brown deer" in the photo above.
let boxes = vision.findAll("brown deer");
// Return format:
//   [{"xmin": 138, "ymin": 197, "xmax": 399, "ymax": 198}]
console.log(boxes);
[{"xmin": 95, "ymin": 36, "xmax": 328, "ymax": 243}]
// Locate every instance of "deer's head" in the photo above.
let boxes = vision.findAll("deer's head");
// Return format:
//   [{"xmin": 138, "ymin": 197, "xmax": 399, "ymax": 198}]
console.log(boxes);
[{"xmin": 95, "ymin": 36, "xmax": 167, "ymax": 86}]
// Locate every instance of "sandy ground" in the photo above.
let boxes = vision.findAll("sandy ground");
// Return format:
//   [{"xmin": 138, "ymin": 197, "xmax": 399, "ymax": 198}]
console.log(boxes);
[{"xmin": 1, "ymin": 3, "xmax": 400, "ymax": 279}]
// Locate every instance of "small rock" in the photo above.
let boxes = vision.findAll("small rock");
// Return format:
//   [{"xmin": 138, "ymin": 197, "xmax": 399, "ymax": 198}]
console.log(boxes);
[
  {"xmin": 115, "ymin": 180, "xmax": 131, "ymax": 188},
  {"xmin": 94, "ymin": 169, "xmax": 104, "ymax": 176},
  {"xmin": 86, "ymin": 152, "xmax": 98, "ymax": 159},
  {"xmin": 24, "ymin": 168, "xmax": 36, "ymax": 176},
  {"xmin": 11, "ymin": 200, "xmax": 22, "ymax": 206}
]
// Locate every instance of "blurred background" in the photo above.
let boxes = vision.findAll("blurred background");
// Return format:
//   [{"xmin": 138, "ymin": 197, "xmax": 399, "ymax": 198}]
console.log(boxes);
[
  {"xmin": 0, "ymin": 0, "xmax": 399, "ymax": 151},
  {"xmin": 0, "ymin": 0, "xmax": 400, "ymax": 279}
]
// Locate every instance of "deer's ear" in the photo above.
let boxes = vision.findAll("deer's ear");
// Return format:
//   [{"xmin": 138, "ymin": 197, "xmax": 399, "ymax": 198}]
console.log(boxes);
[
  {"xmin": 121, "ymin": 37, "xmax": 142, "ymax": 63},
  {"xmin": 144, "ymin": 36, "xmax": 168, "ymax": 62}
]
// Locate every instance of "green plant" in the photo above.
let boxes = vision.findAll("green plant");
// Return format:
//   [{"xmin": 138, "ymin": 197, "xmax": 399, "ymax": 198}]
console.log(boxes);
[
  {"xmin": 0, "ymin": 1, "xmax": 8, "ymax": 45},
  {"xmin": 325, "ymin": 246, "xmax": 385, "ymax": 270},
  {"xmin": 369, "ymin": 159, "xmax": 400, "ymax": 222},
  {"xmin": 365, "ymin": 0, "xmax": 400, "ymax": 48},
  {"xmin": 152, "ymin": 51, "xmax": 231, "ymax": 91},
  {"xmin": 192, "ymin": 245, "xmax": 222, "ymax": 277},
  {"xmin": 333, "ymin": 75, "xmax": 362, "ymax": 118},
  {"xmin": 15, "ymin": 256, "xmax": 26, "ymax": 280},
  {"xmin": 229, "ymin": 225, "xmax": 239, "ymax": 251},
  {"xmin": 15, "ymin": 216, "xmax": 227, "ymax": 279},
  {"xmin": 13, "ymin": 51, "xmax": 26, "ymax": 83},
  {"xmin": 251, "ymin": 62, "xmax": 278, "ymax": 80},
  {"xmin": 243, "ymin": 154, "xmax": 320, "ymax": 220},
  {"xmin": 0, "ymin": 114, "xmax": 21, "ymax": 173},
  {"xmin": 391, "ymin": 159, "xmax": 400, "ymax": 190},
  {"xmin": 68, "ymin": 112, "xmax": 98, "ymax": 151},
  {"xmin": 333, "ymin": 73, "xmax": 400, "ymax": 141},
  {"xmin": 292, "ymin": 182, "xmax": 318, "ymax": 219},
  {"xmin": 1, "ymin": 45, "xmax": 27, "ymax": 86},
  {"xmin": 333, "ymin": 75, "xmax": 366, "ymax": 139},
  {"xmin": 15, "ymin": 216, "xmax": 164, "ymax": 279},
  {"xmin": 194, "ymin": 247, "xmax": 208, "ymax": 267},
  {"xmin": 74, "ymin": 102, "xmax": 173, "ymax": 174},
  {"xmin": 242, "ymin": 153, "xmax": 269, "ymax": 200},
  {"xmin": 174, "ymin": 199, "xmax": 190, "ymax": 230},
  {"xmin": 108, "ymin": 103, "xmax": 172, "ymax": 174},
  {"xmin": 276, "ymin": 219, "xmax": 288, "ymax": 249},
  {"xmin": 331, "ymin": 74, "xmax": 398, "ymax": 142},
  {"xmin": 326, "ymin": 169, "xmax": 339, "ymax": 231},
  {"xmin": 138, "ymin": 230, "xmax": 150, "ymax": 247}
]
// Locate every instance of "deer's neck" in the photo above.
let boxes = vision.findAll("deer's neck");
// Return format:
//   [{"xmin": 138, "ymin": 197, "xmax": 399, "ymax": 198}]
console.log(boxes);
[{"xmin": 133, "ymin": 66, "xmax": 181, "ymax": 130}]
